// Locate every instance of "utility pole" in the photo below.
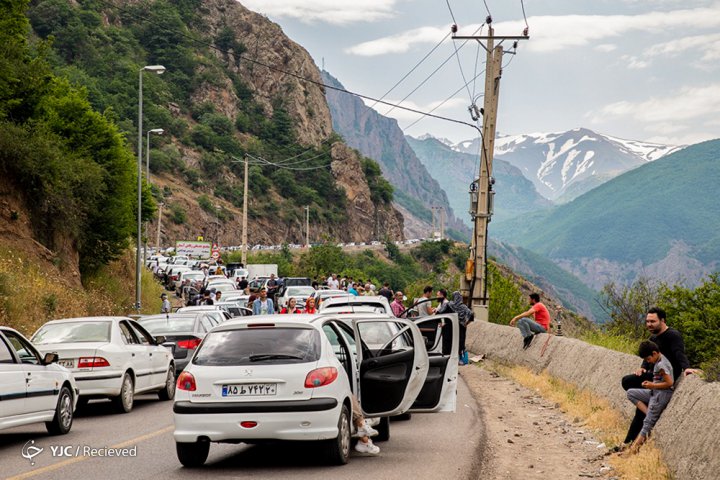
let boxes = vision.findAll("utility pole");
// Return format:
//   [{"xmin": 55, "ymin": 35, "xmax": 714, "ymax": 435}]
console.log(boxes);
[
  {"xmin": 156, "ymin": 202, "xmax": 163, "ymax": 251},
  {"xmin": 305, "ymin": 206, "xmax": 310, "ymax": 248},
  {"xmin": 440, "ymin": 208, "xmax": 445, "ymax": 240},
  {"xmin": 241, "ymin": 155, "xmax": 249, "ymax": 266},
  {"xmin": 430, "ymin": 207, "xmax": 436, "ymax": 239},
  {"xmin": 454, "ymin": 24, "xmax": 528, "ymax": 321}
]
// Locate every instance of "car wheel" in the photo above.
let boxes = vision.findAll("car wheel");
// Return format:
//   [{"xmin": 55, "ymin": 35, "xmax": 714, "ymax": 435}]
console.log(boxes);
[
  {"xmin": 46, "ymin": 386, "xmax": 73, "ymax": 435},
  {"xmin": 111, "ymin": 372, "xmax": 134, "ymax": 413},
  {"xmin": 158, "ymin": 367, "xmax": 176, "ymax": 401},
  {"xmin": 176, "ymin": 441, "xmax": 210, "ymax": 468},
  {"xmin": 324, "ymin": 404, "xmax": 351, "ymax": 465},
  {"xmin": 375, "ymin": 417, "xmax": 390, "ymax": 442}
]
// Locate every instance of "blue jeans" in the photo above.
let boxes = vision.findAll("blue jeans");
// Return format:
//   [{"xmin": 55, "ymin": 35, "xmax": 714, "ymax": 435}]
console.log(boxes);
[{"xmin": 517, "ymin": 317, "xmax": 546, "ymax": 338}]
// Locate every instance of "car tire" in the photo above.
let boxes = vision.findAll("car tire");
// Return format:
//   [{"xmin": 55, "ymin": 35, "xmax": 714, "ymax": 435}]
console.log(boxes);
[
  {"xmin": 158, "ymin": 367, "xmax": 176, "ymax": 401},
  {"xmin": 176, "ymin": 441, "xmax": 210, "ymax": 468},
  {"xmin": 324, "ymin": 404, "xmax": 351, "ymax": 465},
  {"xmin": 375, "ymin": 416, "xmax": 390, "ymax": 442},
  {"xmin": 46, "ymin": 386, "xmax": 74, "ymax": 435},
  {"xmin": 111, "ymin": 372, "xmax": 134, "ymax": 413}
]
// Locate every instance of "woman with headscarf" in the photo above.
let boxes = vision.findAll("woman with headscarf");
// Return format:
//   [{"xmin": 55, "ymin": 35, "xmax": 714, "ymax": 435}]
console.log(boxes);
[{"xmin": 438, "ymin": 291, "xmax": 473, "ymax": 364}]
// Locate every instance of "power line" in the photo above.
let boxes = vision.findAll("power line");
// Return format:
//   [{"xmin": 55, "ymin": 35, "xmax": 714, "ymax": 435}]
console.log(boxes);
[
  {"xmin": 445, "ymin": 0, "xmax": 458, "ymax": 25},
  {"xmin": 92, "ymin": 0, "xmax": 481, "ymax": 134},
  {"xmin": 520, "ymin": 0, "xmax": 529, "ymax": 29},
  {"xmin": 383, "ymin": 24, "xmax": 484, "ymax": 117}
]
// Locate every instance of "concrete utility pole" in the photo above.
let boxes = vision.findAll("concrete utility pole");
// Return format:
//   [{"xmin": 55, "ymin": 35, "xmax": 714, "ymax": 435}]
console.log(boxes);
[
  {"xmin": 453, "ymin": 24, "xmax": 528, "ymax": 321},
  {"xmin": 305, "ymin": 206, "xmax": 310, "ymax": 248},
  {"xmin": 439, "ymin": 208, "xmax": 445, "ymax": 240},
  {"xmin": 156, "ymin": 202, "xmax": 163, "ymax": 251},
  {"xmin": 241, "ymin": 155, "xmax": 249, "ymax": 266}
]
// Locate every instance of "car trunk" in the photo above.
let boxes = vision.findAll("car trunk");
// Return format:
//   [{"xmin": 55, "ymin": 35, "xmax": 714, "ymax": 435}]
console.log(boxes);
[{"xmin": 35, "ymin": 342, "xmax": 109, "ymax": 372}]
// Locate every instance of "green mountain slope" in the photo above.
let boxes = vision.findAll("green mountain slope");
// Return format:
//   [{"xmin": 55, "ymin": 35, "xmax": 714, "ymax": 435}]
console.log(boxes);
[{"xmin": 491, "ymin": 139, "xmax": 720, "ymax": 287}]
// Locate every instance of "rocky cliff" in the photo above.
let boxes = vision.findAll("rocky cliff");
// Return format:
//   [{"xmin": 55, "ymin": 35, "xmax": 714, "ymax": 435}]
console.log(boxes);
[{"xmin": 321, "ymin": 71, "xmax": 470, "ymax": 241}]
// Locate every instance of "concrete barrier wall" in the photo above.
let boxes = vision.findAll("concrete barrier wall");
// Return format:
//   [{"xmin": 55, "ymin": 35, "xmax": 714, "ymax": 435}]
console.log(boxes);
[{"xmin": 465, "ymin": 321, "xmax": 720, "ymax": 480}]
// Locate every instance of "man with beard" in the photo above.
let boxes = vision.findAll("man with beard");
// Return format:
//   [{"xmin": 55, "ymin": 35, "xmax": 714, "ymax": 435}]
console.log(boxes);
[{"xmin": 618, "ymin": 306, "xmax": 699, "ymax": 449}]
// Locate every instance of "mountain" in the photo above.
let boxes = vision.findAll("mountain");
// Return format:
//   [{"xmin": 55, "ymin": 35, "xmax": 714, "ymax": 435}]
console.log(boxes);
[
  {"xmin": 491, "ymin": 139, "xmax": 720, "ymax": 290},
  {"xmin": 23, "ymin": 0, "xmax": 404, "ymax": 249},
  {"xmin": 321, "ymin": 71, "xmax": 471, "ymax": 241},
  {"xmin": 452, "ymin": 128, "xmax": 680, "ymax": 202},
  {"xmin": 406, "ymin": 135, "xmax": 552, "ymax": 226}
]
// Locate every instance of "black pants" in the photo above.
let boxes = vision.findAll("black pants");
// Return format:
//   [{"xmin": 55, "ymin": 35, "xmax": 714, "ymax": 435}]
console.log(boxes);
[
  {"xmin": 441, "ymin": 322, "xmax": 467, "ymax": 355},
  {"xmin": 621, "ymin": 372, "xmax": 653, "ymax": 443}
]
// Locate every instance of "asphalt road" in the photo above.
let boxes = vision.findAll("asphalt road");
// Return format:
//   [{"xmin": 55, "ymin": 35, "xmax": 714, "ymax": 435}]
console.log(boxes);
[{"xmin": 1, "ymin": 377, "xmax": 484, "ymax": 480}]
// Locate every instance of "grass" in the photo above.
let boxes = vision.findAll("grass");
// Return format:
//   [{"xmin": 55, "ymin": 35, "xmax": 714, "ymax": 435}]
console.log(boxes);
[
  {"xmin": 0, "ymin": 247, "xmax": 163, "ymax": 336},
  {"xmin": 486, "ymin": 362, "xmax": 671, "ymax": 480},
  {"xmin": 580, "ymin": 330, "xmax": 638, "ymax": 355}
]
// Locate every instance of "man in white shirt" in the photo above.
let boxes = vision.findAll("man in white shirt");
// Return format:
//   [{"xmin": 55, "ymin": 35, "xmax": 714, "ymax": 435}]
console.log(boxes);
[
  {"xmin": 327, "ymin": 273, "xmax": 340, "ymax": 290},
  {"xmin": 414, "ymin": 286, "xmax": 436, "ymax": 317}
]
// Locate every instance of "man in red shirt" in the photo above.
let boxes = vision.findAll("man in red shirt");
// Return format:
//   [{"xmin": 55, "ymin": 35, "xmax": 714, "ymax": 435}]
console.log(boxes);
[{"xmin": 510, "ymin": 293, "xmax": 551, "ymax": 350}]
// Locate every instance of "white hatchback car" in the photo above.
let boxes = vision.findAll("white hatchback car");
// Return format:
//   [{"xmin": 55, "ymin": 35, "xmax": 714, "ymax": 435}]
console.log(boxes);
[
  {"xmin": 172, "ymin": 313, "xmax": 458, "ymax": 467},
  {"xmin": 32, "ymin": 317, "xmax": 176, "ymax": 413},
  {"xmin": 0, "ymin": 327, "xmax": 78, "ymax": 435},
  {"xmin": 318, "ymin": 295, "xmax": 392, "ymax": 315}
]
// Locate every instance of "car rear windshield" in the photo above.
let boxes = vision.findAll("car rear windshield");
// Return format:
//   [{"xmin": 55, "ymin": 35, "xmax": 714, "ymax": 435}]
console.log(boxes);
[
  {"xmin": 138, "ymin": 317, "xmax": 196, "ymax": 333},
  {"xmin": 33, "ymin": 321, "xmax": 111, "ymax": 344},
  {"xmin": 193, "ymin": 328, "xmax": 321, "ymax": 366}
]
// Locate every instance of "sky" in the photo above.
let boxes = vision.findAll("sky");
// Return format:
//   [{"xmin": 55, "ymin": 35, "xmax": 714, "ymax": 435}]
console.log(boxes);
[{"xmin": 239, "ymin": 0, "xmax": 720, "ymax": 146}]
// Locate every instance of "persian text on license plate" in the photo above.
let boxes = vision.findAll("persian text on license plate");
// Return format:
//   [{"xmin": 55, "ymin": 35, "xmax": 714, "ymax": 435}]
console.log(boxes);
[
  {"xmin": 222, "ymin": 384, "xmax": 277, "ymax": 396},
  {"xmin": 58, "ymin": 360, "xmax": 74, "ymax": 368}
]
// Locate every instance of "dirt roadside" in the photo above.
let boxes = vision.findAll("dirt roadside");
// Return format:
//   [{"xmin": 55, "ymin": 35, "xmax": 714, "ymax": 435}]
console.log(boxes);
[{"xmin": 462, "ymin": 362, "xmax": 616, "ymax": 480}]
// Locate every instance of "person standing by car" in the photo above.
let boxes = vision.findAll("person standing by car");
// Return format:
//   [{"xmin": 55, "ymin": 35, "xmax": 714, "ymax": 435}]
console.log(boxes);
[
  {"xmin": 327, "ymin": 273, "xmax": 339, "ymax": 290},
  {"xmin": 379, "ymin": 282, "xmax": 393, "ymax": 301},
  {"xmin": 302, "ymin": 297, "xmax": 317, "ymax": 314},
  {"xmin": 237, "ymin": 276, "xmax": 249, "ymax": 294},
  {"xmin": 160, "ymin": 293, "xmax": 172, "ymax": 313},
  {"xmin": 252, "ymin": 288, "xmax": 274, "ymax": 315},
  {"xmin": 391, "ymin": 292, "xmax": 405, "ymax": 317},
  {"xmin": 414, "ymin": 286, "xmax": 436, "ymax": 317},
  {"xmin": 267, "ymin": 274, "xmax": 279, "ymax": 302},
  {"xmin": 215, "ymin": 291, "xmax": 222, "ymax": 303},
  {"xmin": 280, "ymin": 298, "xmax": 301, "ymax": 314}
]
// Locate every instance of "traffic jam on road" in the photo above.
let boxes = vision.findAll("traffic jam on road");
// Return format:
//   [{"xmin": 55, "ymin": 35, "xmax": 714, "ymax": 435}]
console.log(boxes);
[{"xmin": 1, "ymin": 252, "xmax": 460, "ymax": 470}]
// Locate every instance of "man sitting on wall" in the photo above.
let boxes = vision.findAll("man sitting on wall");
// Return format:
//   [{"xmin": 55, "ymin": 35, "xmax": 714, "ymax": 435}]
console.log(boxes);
[{"xmin": 509, "ymin": 293, "xmax": 551, "ymax": 350}]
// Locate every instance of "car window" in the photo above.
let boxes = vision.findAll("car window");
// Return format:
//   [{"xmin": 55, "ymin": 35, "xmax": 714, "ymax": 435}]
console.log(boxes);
[
  {"xmin": 119, "ymin": 321, "xmax": 139, "ymax": 345},
  {"xmin": 0, "ymin": 336, "xmax": 16, "ymax": 363},
  {"xmin": 199, "ymin": 316, "xmax": 214, "ymax": 332},
  {"xmin": 33, "ymin": 321, "xmax": 111, "ymax": 344},
  {"xmin": 138, "ymin": 317, "xmax": 196, "ymax": 334},
  {"xmin": 4, "ymin": 330, "xmax": 41, "ymax": 365},
  {"xmin": 128, "ymin": 321, "xmax": 154, "ymax": 345},
  {"xmin": 193, "ymin": 328, "xmax": 321, "ymax": 366}
]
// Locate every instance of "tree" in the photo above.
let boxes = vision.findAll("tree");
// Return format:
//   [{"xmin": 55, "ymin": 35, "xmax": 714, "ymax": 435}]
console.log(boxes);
[{"xmin": 598, "ymin": 277, "xmax": 665, "ymax": 339}]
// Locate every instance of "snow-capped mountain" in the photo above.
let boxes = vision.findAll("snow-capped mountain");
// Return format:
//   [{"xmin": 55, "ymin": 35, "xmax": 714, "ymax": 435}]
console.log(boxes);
[{"xmin": 448, "ymin": 128, "xmax": 681, "ymax": 202}]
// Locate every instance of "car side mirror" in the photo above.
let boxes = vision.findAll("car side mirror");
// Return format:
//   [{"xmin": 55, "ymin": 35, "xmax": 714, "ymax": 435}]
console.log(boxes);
[
  {"xmin": 154, "ymin": 335, "xmax": 167, "ymax": 345},
  {"xmin": 43, "ymin": 352, "xmax": 59, "ymax": 365}
]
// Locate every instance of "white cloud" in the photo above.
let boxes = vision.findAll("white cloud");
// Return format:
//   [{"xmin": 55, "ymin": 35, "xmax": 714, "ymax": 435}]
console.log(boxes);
[
  {"xmin": 622, "ymin": 54, "xmax": 651, "ymax": 69},
  {"xmin": 595, "ymin": 43, "xmax": 617, "ymax": 52},
  {"xmin": 644, "ymin": 32, "xmax": 720, "ymax": 63},
  {"xmin": 589, "ymin": 83, "xmax": 720, "ymax": 144},
  {"xmin": 346, "ymin": 5, "xmax": 720, "ymax": 56},
  {"xmin": 239, "ymin": 0, "xmax": 397, "ymax": 25}
]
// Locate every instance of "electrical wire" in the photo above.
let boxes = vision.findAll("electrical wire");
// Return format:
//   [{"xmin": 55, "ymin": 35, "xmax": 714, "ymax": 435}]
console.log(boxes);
[
  {"xmin": 92, "ymin": 0, "xmax": 481, "ymax": 134},
  {"xmin": 383, "ymin": 24, "xmax": 484, "ymax": 117},
  {"xmin": 402, "ymin": 68, "xmax": 485, "ymax": 132},
  {"xmin": 445, "ymin": 0, "xmax": 458, "ymax": 25},
  {"xmin": 483, "ymin": 0, "xmax": 492, "ymax": 17},
  {"xmin": 520, "ymin": 0, "xmax": 529, "ymax": 29}
]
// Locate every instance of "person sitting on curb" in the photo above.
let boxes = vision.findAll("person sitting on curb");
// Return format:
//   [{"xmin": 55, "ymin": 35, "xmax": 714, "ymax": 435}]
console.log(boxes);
[
  {"xmin": 625, "ymin": 340, "xmax": 674, "ymax": 453},
  {"xmin": 509, "ymin": 293, "xmax": 551, "ymax": 350}
]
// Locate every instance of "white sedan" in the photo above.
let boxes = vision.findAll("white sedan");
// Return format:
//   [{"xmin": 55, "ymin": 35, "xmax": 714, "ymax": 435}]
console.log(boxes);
[
  {"xmin": 0, "ymin": 327, "xmax": 78, "ymax": 434},
  {"xmin": 172, "ymin": 313, "xmax": 458, "ymax": 467},
  {"xmin": 278, "ymin": 285, "xmax": 317, "ymax": 309},
  {"xmin": 32, "ymin": 317, "xmax": 176, "ymax": 413}
]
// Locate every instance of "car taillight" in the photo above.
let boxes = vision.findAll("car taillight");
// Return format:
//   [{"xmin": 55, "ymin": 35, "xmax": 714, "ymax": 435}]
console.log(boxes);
[
  {"xmin": 177, "ymin": 371, "xmax": 196, "ymax": 391},
  {"xmin": 240, "ymin": 421, "xmax": 257, "ymax": 428},
  {"xmin": 304, "ymin": 367, "xmax": 338, "ymax": 388},
  {"xmin": 77, "ymin": 357, "xmax": 110, "ymax": 368},
  {"xmin": 176, "ymin": 338, "xmax": 202, "ymax": 349}
]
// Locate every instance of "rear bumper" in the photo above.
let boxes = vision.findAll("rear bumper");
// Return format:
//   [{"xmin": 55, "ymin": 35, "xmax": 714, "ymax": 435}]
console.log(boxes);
[
  {"xmin": 173, "ymin": 398, "xmax": 341, "ymax": 442},
  {"xmin": 74, "ymin": 371, "xmax": 124, "ymax": 396}
]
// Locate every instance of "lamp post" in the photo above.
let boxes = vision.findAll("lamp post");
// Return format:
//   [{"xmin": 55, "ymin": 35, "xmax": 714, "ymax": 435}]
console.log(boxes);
[
  {"xmin": 144, "ymin": 128, "xmax": 164, "ymax": 264},
  {"xmin": 136, "ymin": 65, "xmax": 165, "ymax": 313}
]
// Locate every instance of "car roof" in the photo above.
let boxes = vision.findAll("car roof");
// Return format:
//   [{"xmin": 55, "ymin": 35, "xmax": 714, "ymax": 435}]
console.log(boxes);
[
  {"xmin": 211, "ymin": 314, "xmax": 324, "ymax": 332},
  {"xmin": 177, "ymin": 306, "xmax": 222, "ymax": 311},
  {"xmin": 139, "ymin": 313, "xmax": 202, "ymax": 320},
  {"xmin": 42, "ymin": 316, "xmax": 130, "ymax": 324}
]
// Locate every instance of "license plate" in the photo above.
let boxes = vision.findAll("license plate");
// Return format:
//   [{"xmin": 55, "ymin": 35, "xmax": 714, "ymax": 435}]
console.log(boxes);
[
  {"xmin": 222, "ymin": 384, "xmax": 277, "ymax": 396},
  {"xmin": 58, "ymin": 359, "xmax": 74, "ymax": 368}
]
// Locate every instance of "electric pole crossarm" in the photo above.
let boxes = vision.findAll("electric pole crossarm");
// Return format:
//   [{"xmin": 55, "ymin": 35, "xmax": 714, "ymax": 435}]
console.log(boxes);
[{"xmin": 452, "ymin": 35, "xmax": 529, "ymax": 40}]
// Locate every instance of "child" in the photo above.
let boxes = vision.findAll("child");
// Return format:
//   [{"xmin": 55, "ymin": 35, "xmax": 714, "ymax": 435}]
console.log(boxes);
[{"xmin": 626, "ymin": 340, "xmax": 674, "ymax": 452}]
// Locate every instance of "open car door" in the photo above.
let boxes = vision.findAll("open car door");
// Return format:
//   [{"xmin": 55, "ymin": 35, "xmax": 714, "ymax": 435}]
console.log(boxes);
[
  {"xmin": 409, "ymin": 314, "xmax": 459, "ymax": 412},
  {"xmin": 352, "ymin": 318, "xmax": 429, "ymax": 417}
]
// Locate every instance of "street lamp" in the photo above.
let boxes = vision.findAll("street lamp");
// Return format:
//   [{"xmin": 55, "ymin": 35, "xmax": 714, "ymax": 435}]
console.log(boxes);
[{"xmin": 136, "ymin": 65, "xmax": 165, "ymax": 313}]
